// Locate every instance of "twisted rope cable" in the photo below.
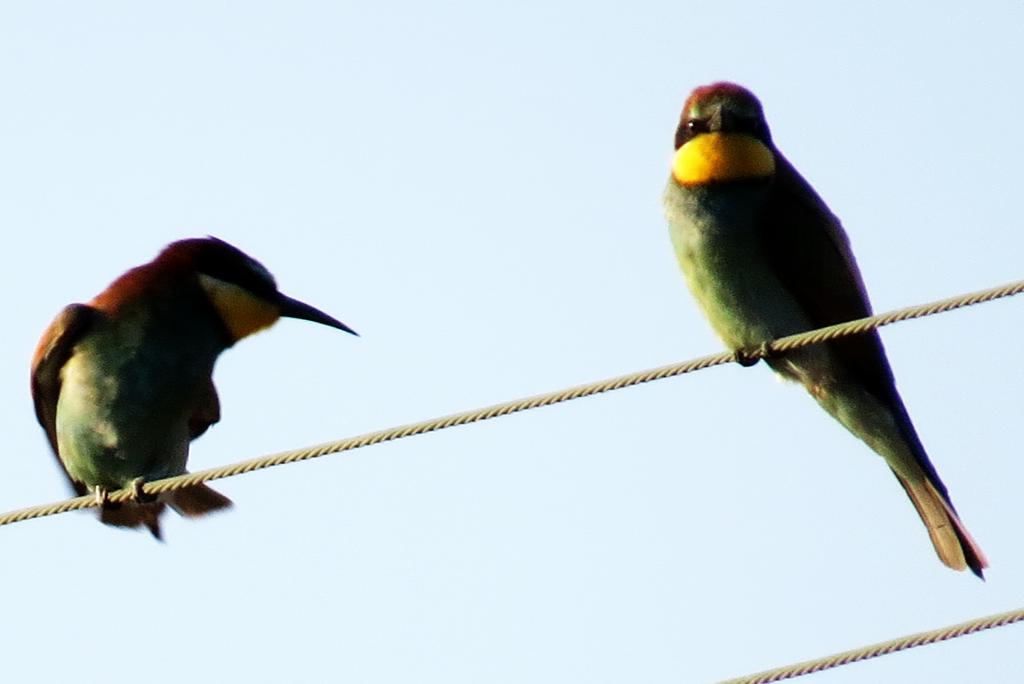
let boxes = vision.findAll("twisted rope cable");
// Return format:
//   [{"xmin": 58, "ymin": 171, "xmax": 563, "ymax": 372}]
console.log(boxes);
[
  {"xmin": 717, "ymin": 606, "xmax": 1024, "ymax": 683},
  {"xmin": 3, "ymin": 277, "xmax": 1022, "ymax": 528}
]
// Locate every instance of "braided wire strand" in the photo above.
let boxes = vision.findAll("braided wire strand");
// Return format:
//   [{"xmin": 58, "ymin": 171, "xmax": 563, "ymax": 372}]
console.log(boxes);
[
  {"xmin": 3, "ymin": 279, "xmax": 1023, "ymax": 682},
  {"xmin": 2, "ymin": 277, "xmax": 1022, "ymax": 528},
  {"xmin": 717, "ymin": 607, "xmax": 1024, "ymax": 683}
]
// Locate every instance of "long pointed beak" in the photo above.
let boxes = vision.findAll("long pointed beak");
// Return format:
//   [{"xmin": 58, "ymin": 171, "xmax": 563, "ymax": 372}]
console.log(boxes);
[{"xmin": 277, "ymin": 293, "xmax": 357, "ymax": 336}]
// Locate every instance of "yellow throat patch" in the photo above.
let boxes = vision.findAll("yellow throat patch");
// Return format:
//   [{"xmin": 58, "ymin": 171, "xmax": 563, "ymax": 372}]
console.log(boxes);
[
  {"xmin": 198, "ymin": 274, "xmax": 280, "ymax": 341},
  {"xmin": 672, "ymin": 132, "xmax": 775, "ymax": 185}
]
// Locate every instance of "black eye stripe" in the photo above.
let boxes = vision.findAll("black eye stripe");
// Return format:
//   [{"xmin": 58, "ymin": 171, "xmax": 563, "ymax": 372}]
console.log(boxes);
[
  {"xmin": 201, "ymin": 259, "xmax": 277, "ymax": 300},
  {"xmin": 158, "ymin": 237, "xmax": 282, "ymax": 303}
]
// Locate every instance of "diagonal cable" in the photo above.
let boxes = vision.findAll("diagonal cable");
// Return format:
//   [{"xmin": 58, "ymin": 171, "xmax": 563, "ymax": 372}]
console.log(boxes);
[
  {"xmin": 717, "ymin": 606, "xmax": 1024, "ymax": 683},
  {"xmin": 2, "ymin": 277, "xmax": 1022, "ymax": 528}
]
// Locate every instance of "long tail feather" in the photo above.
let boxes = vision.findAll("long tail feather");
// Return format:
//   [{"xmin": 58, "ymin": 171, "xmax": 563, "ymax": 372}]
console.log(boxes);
[
  {"xmin": 894, "ymin": 472, "xmax": 988, "ymax": 578},
  {"xmin": 96, "ymin": 484, "xmax": 232, "ymax": 538},
  {"xmin": 167, "ymin": 484, "xmax": 233, "ymax": 518},
  {"xmin": 99, "ymin": 502, "xmax": 165, "ymax": 539}
]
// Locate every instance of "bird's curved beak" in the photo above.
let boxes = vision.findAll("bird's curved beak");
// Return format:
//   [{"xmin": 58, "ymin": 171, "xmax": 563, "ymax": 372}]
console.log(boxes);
[{"xmin": 277, "ymin": 294, "xmax": 357, "ymax": 336}]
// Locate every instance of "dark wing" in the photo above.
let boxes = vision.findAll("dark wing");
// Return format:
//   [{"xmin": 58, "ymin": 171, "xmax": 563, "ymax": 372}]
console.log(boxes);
[
  {"xmin": 30, "ymin": 304, "xmax": 97, "ymax": 494},
  {"xmin": 188, "ymin": 376, "xmax": 221, "ymax": 440},
  {"xmin": 760, "ymin": 152, "xmax": 901, "ymax": 408},
  {"xmin": 760, "ymin": 152, "xmax": 945, "ymax": 492}
]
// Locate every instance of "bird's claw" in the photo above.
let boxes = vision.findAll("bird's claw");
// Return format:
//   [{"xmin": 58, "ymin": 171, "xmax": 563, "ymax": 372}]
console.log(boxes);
[
  {"xmin": 734, "ymin": 341, "xmax": 773, "ymax": 367},
  {"xmin": 128, "ymin": 477, "xmax": 155, "ymax": 503},
  {"xmin": 93, "ymin": 487, "xmax": 109, "ymax": 508}
]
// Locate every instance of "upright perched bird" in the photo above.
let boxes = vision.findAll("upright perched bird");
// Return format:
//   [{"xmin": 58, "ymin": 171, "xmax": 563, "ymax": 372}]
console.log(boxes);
[
  {"xmin": 663, "ymin": 82, "xmax": 986, "ymax": 576},
  {"xmin": 32, "ymin": 237, "xmax": 355, "ymax": 538}
]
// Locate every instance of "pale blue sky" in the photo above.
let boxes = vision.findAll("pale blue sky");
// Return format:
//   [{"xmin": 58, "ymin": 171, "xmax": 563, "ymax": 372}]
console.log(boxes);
[{"xmin": 2, "ymin": 2, "xmax": 1023, "ymax": 682}]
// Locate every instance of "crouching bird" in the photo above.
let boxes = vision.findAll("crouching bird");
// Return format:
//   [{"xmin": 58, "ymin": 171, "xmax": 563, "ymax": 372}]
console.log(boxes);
[
  {"xmin": 663, "ymin": 82, "xmax": 987, "ymax": 577},
  {"xmin": 31, "ymin": 237, "xmax": 356, "ymax": 538}
]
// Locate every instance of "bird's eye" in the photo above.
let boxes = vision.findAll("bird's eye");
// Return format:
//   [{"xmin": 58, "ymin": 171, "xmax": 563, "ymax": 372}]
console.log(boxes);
[
  {"xmin": 675, "ymin": 117, "xmax": 710, "ymax": 149},
  {"xmin": 688, "ymin": 119, "xmax": 712, "ymax": 138}
]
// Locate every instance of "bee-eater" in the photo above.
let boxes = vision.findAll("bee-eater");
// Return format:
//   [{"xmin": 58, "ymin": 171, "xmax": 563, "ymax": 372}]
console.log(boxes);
[
  {"xmin": 663, "ymin": 82, "xmax": 986, "ymax": 577},
  {"xmin": 31, "ymin": 237, "xmax": 355, "ymax": 538}
]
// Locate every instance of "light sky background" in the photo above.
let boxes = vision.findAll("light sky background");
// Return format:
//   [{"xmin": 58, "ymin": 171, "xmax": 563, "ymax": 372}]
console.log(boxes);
[{"xmin": 2, "ymin": 2, "xmax": 1022, "ymax": 682}]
